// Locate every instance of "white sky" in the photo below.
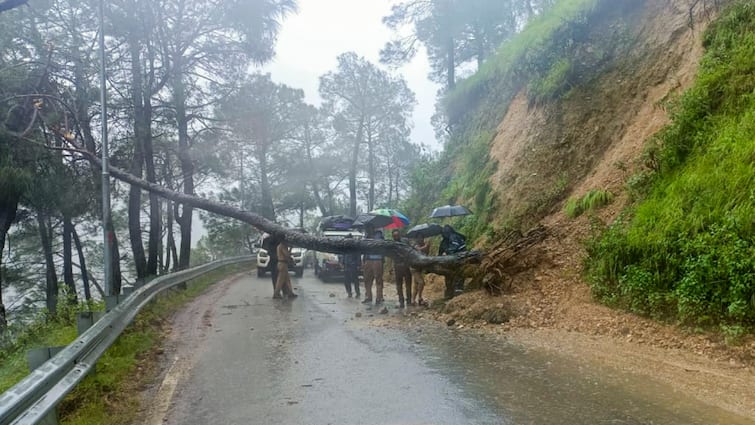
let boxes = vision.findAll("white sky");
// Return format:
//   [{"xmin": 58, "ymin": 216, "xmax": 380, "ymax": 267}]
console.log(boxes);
[{"xmin": 261, "ymin": 0, "xmax": 441, "ymax": 151}]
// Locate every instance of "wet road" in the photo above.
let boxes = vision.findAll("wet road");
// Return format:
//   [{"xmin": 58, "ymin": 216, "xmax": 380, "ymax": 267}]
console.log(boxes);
[{"xmin": 161, "ymin": 271, "xmax": 751, "ymax": 425}]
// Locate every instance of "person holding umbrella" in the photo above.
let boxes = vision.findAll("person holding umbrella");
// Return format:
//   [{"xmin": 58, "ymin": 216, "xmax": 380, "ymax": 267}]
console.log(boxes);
[{"xmin": 438, "ymin": 224, "xmax": 467, "ymax": 299}]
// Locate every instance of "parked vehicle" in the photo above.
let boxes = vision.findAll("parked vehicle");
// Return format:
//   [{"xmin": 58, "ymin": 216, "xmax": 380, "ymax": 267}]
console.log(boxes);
[
  {"xmin": 256, "ymin": 229, "xmax": 307, "ymax": 278},
  {"xmin": 313, "ymin": 219, "xmax": 363, "ymax": 281}
]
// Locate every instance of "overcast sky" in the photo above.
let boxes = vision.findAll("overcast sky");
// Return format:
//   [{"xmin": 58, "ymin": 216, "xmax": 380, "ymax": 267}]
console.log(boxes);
[{"xmin": 262, "ymin": 0, "xmax": 441, "ymax": 151}]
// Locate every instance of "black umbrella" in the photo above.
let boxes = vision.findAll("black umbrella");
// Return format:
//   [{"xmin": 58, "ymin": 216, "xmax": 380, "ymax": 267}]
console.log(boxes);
[
  {"xmin": 319, "ymin": 215, "xmax": 355, "ymax": 230},
  {"xmin": 428, "ymin": 205, "xmax": 473, "ymax": 218},
  {"xmin": 406, "ymin": 223, "xmax": 443, "ymax": 239},
  {"xmin": 353, "ymin": 213, "xmax": 394, "ymax": 229}
]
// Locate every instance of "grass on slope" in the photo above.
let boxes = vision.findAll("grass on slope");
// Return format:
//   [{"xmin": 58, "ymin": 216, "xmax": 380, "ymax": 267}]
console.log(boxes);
[{"xmin": 586, "ymin": 1, "xmax": 755, "ymax": 331}]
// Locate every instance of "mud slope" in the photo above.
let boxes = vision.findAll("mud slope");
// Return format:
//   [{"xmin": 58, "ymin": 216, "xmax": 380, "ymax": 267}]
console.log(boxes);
[{"xmin": 489, "ymin": 0, "xmax": 705, "ymax": 226}]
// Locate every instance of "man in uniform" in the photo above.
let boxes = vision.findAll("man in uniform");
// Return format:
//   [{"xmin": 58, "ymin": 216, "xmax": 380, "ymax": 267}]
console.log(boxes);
[
  {"xmin": 342, "ymin": 233, "xmax": 361, "ymax": 298},
  {"xmin": 273, "ymin": 238, "xmax": 297, "ymax": 299},
  {"xmin": 362, "ymin": 230, "xmax": 385, "ymax": 305},
  {"xmin": 391, "ymin": 229, "xmax": 412, "ymax": 308}
]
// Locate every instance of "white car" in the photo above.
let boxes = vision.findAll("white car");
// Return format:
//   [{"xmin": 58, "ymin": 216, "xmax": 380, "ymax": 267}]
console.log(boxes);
[
  {"xmin": 257, "ymin": 243, "xmax": 306, "ymax": 278},
  {"xmin": 314, "ymin": 229, "xmax": 363, "ymax": 280}
]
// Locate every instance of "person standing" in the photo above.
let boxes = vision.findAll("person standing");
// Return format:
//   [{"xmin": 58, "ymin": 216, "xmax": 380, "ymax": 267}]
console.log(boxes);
[
  {"xmin": 274, "ymin": 239, "xmax": 297, "ymax": 299},
  {"xmin": 262, "ymin": 234, "xmax": 279, "ymax": 291},
  {"xmin": 411, "ymin": 236, "xmax": 430, "ymax": 306},
  {"xmin": 391, "ymin": 229, "xmax": 412, "ymax": 308},
  {"xmin": 438, "ymin": 225, "xmax": 467, "ymax": 299},
  {"xmin": 342, "ymin": 234, "xmax": 361, "ymax": 298},
  {"xmin": 362, "ymin": 230, "xmax": 385, "ymax": 305}
]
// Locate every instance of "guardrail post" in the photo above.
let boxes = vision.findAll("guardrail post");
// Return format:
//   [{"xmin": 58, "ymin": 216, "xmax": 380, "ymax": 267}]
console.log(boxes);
[
  {"xmin": 105, "ymin": 294, "xmax": 126, "ymax": 311},
  {"xmin": 27, "ymin": 347, "xmax": 64, "ymax": 425},
  {"xmin": 77, "ymin": 311, "xmax": 105, "ymax": 335}
]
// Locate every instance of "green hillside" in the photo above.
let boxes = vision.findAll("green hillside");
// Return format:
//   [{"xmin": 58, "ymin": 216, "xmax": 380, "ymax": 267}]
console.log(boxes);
[
  {"xmin": 407, "ymin": 0, "xmax": 753, "ymax": 331},
  {"xmin": 586, "ymin": 1, "xmax": 755, "ymax": 329}
]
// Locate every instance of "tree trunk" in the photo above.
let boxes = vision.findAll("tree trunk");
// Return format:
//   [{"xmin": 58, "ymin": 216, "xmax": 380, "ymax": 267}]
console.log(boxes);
[
  {"xmin": 161, "ymin": 205, "xmax": 169, "ymax": 273},
  {"xmin": 173, "ymin": 68, "xmax": 193, "ymax": 270},
  {"xmin": 476, "ymin": 25, "xmax": 485, "ymax": 70},
  {"xmin": 299, "ymin": 203, "xmax": 305, "ymax": 229},
  {"xmin": 37, "ymin": 212, "xmax": 58, "ymax": 316},
  {"xmin": 446, "ymin": 35, "xmax": 456, "ymax": 90},
  {"xmin": 109, "ymin": 221, "xmax": 123, "ymax": 294},
  {"xmin": 257, "ymin": 147, "xmax": 275, "ymax": 220},
  {"xmin": 387, "ymin": 164, "xmax": 394, "ymax": 207},
  {"xmin": 128, "ymin": 32, "xmax": 148, "ymax": 280},
  {"xmin": 349, "ymin": 118, "xmax": 364, "ymax": 217},
  {"xmin": 62, "ymin": 216, "xmax": 78, "ymax": 303},
  {"xmin": 165, "ymin": 201, "xmax": 177, "ymax": 273},
  {"xmin": 0, "ymin": 197, "xmax": 18, "ymax": 332},
  {"xmin": 303, "ymin": 124, "xmax": 328, "ymax": 216},
  {"xmin": 395, "ymin": 167, "xmax": 401, "ymax": 205},
  {"xmin": 367, "ymin": 126, "xmax": 375, "ymax": 211},
  {"xmin": 162, "ymin": 155, "xmax": 178, "ymax": 273},
  {"xmin": 143, "ymin": 14, "xmax": 161, "ymax": 277},
  {"xmin": 72, "ymin": 226, "xmax": 91, "ymax": 301},
  {"xmin": 128, "ymin": 144, "xmax": 147, "ymax": 279}
]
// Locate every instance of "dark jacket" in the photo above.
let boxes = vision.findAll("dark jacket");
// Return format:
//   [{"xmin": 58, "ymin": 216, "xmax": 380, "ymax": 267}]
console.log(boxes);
[
  {"xmin": 363, "ymin": 231, "xmax": 384, "ymax": 262},
  {"xmin": 438, "ymin": 226, "xmax": 467, "ymax": 255},
  {"xmin": 343, "ymin": 252, "xmax": 361, "ymax": 269}
]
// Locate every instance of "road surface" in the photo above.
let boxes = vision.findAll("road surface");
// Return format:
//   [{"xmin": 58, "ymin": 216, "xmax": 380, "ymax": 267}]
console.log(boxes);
[{"xmin": 146, "ymin": 270, "xmax": 752, "ymax": 425}]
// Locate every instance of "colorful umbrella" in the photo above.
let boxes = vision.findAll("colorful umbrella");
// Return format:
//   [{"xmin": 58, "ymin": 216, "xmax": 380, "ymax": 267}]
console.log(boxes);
[{"xmin": 370, "ymin": 208, "xmax": 410, "ymax": 229}]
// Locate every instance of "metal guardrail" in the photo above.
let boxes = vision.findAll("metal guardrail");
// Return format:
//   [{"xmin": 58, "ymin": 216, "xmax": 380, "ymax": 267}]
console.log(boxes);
[{"xmin": 0, "ymin": 256, "xmax": 254, "ymax": 425}]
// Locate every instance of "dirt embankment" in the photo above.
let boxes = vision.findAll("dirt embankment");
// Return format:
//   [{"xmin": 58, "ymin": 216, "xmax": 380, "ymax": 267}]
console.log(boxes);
[{"xmin": 423, "ymin": 0, "xmax": 755, "ymax": 420}]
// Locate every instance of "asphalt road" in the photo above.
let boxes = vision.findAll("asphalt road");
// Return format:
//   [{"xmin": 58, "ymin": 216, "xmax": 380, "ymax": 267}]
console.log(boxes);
[{"xmin": 155, "ymin": 270, "xmax": 752, "ymax": 425}]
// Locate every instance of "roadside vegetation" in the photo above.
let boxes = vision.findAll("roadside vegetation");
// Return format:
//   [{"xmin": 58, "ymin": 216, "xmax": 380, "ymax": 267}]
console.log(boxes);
[
  {"xmin": 0, "ymin": 263, "xmax": 250, "ymax": 425},
  {"xmin": 564, "ymin": 190, "xmax": 614, "ymax": 218},
  {"xmin": 586, "ymin": 1, "xmax": 755, "ymax": 331}
]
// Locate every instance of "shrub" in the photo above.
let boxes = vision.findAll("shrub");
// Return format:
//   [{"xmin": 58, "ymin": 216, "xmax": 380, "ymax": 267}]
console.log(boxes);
[{"xmin": 564, "ymin": 189, "xmax": 614, "ymax": 218}]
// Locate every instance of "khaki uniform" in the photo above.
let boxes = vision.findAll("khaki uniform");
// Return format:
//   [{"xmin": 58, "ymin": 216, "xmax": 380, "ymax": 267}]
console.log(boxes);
[
  {"xmin": 362, "ymin": 258, "xmax": 384, "ymax": 302},
  {"xmin": 411, "ymin": 239, "xmax": 430, "ymax": 304},
  {"xmin": 274, "ymin": 242, "xmax": 294, "ymax": 297}
]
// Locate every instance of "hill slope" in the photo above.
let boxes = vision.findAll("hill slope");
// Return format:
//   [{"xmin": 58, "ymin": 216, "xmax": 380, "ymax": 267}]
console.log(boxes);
[{"xmin": 415, "ymin": 0, "xmax": 755, "ymax": 417}]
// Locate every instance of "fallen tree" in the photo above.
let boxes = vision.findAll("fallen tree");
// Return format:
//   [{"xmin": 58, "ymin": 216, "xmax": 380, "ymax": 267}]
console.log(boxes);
[
  {"xmin": 65, "ymin": 142, "xmax": 482, "ymax": 275},
  {"xmin": 478, "ymin": 225, "xmax": 548, "ymax": 295}
]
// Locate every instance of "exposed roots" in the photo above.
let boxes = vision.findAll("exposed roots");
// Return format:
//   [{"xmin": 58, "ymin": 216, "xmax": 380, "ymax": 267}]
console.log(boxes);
[{"xmin": 475, "ymin": 225, "xmax": 548, "ymax": 295}]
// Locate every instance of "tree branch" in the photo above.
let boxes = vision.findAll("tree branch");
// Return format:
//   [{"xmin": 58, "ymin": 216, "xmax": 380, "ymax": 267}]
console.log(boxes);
[{"xmin": 64, "ymin": 142, "xmax": 481, "ymax": 274}]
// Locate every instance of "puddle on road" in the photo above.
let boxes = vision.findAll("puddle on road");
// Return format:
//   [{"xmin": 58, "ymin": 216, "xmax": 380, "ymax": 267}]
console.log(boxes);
[{"xmin": 406, "ymin": 322, "xmax": 751, "ymax": 425}]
